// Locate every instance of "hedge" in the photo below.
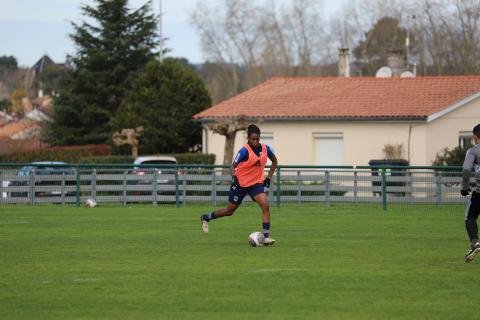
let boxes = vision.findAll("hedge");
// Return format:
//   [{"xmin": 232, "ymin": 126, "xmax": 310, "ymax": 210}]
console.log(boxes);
[
  {"xmin": 0, "ymin": 145, "xmax": 111, "ymax": 163},
  {"xmin": 78, "ymin": 153, "xmax": 215, "ymax": 165},
  {"xmin": 0, "ymin": 148, "xmax": 215, "ymax": 165}
]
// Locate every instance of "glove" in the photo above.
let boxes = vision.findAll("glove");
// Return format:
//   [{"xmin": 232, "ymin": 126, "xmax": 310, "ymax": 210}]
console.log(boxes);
[
  {"xmin": 231, "ymin": 175, "xmax": 239, "ymax": 186},
  {"xmin": 461, "ymin": 188, "xmax": 471, "ymax": 196},
  {"xmin": 264, "ymin": 177, "xmax": 271, "ymax": 188}
]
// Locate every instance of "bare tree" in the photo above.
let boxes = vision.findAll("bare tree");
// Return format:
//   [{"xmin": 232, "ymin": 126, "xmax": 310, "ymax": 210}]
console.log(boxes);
[
  {"xmin": 191, "ymin": 0, "xmax": 328, "ymax": 103},
  {"xmin": 112, "ymin": 127, "xmax": 144, "ymax": 158},
  {"xmin": 206, "ymin": 116, "xmax": 251, "ymax": 166},
  {"xmin": 413, "ymin": 0, "xmax": 480, "ymax": 75}
]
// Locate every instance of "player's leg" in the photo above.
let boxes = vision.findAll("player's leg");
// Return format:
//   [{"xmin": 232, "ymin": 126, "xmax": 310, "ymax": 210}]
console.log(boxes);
[
  {"xmin": 252, "ymin": 186, "xmax": 275, "ymax": 245},
  {"xmin": 200, "ymin": 185, "xmax": 245, "ymax": 233},
  {"xmin": 464, "ymin": 191, "xmax": 480, "ymax": 262}
]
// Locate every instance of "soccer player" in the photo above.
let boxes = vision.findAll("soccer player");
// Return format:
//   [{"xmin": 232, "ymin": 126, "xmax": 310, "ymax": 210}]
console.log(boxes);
[
  {"xmin": 200, "ymin": 124, "xmax": 278, "ymax": 246},
  {"xmin": 462, "ymin": 124, "xmax": 480, "ymax": 262}
]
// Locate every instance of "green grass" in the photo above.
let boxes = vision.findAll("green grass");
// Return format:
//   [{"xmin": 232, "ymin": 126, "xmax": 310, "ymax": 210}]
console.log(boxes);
[{"xmin": 0, "ymin": 204, "xmax": 476, "ymax": 319}]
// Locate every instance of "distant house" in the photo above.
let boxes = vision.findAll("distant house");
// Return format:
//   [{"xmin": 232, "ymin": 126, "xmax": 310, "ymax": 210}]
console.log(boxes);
[
  {"xmin": 0, "ymin": 119, "xmax": 46, "ymax": 154},
  {"xmin": 32, "ymin": 55, "xmax": 56, "ymax": 74},
  {"xmin": 0, "ymin": 94, "xmax": 53, "ymax": 155},
  {"xmin": 0, "ymin": 110, "xmax": 13, "ymax": 126},
  {"xmin": 193, "ymin": 76, "xmax": 480, "ymax": 166},
  {"xmin": 26, "ymin": 95, "xmax": 53, "ymax": 121}
]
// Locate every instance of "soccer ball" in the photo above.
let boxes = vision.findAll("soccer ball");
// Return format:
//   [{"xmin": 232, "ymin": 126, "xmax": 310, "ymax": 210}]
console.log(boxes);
[
  {"xmin": 85, "ymin": 198, "xmax": 97, "ymax": 208},
  {"xmin": 248, "ymin": 231, "xmax": 265, "ymax": 247}
]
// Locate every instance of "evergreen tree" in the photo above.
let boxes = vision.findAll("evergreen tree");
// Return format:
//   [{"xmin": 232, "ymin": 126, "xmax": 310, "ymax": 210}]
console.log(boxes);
[
  {"xmin": 0, "ymin": 55, "xmax": 18, "ymax": 70},
  {"xmin": 112, "ymin": 58, "xmax": 211, "ymax": 154},
  {"xmin": 353, "ymin": 17, "xmax": 416, "ymax": 76},
  {"xmin": 45, "ymin": 0, "xmax": 158, "ymax": 145}
]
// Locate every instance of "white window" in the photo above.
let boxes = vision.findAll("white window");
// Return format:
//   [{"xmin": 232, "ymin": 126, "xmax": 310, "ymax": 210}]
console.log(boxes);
[
  {"xmin": 314, "ymin": 133, "xmax": 344, "ymax": 166},
  {"xmin": 459, "ymin": 131, "xmax": 473, "ymax": 148}
]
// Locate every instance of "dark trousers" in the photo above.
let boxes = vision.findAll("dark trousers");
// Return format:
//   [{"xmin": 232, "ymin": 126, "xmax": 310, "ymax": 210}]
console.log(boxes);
[{"xmin": 465, "ymin": 191, "xmax": 480, "ymax": 241}]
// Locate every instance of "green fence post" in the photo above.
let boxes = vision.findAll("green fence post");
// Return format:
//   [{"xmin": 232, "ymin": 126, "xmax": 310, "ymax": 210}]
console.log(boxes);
[
  {"xmin": 182, "ymin": 168, "xmax": 187, "ymax": 207},
  {"xmin": 325, "ymin": 171, "xmax": 330, "ymax": 207},
  {"xmin": 0, "ymin": 169, "xmax": 3, "ymax": 205},
  {"xmin": 354, "ymin": 171, "xmax": 358, "ymax": 203},
  {"xmin": 122, "ymin": 172, "xmax": 127, "ymax": 206},
  {"xmin": 297, "ymin": 170, "xmax": 301, "ymax": 205},
  {"xmin": 76, "ymin": 166, "xmax": 80, "ymax": 207},
  {"xmin": 381, "ymin": 168, "xmax": 387, "ymax": 211},
  {"xmin": 153, "ymin": 170, "xmax": 158, "ymax": 206},
  {"xmin": 175, "ymin": 167, "xmax": 179, "ymax": 208},
  {"xmin": 276, "ymin": 167, "xmax": 281, "ymax": 208},
  {"xmin": 436, "ymin": 173, "xmax": 442, "ymax": 205},
  {"xmin": 61, "ymin": 171, "xmax": 65, "ymax": 206},
  {"xmin": 30, "ymin": 168, "xmax": 35, "ymax": 206},
  {"xmin": 92, "ymin": 169, "xmax": 97, "ymax": 201},
  {"xmin": 211, "ymin": 169, "xmax": 216, "ymax": 207}
]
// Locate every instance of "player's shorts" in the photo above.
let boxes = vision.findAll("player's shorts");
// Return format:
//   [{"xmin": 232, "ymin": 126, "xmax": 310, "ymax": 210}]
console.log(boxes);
[
  {"xmin": 229, "ymin": 183, "xmax": 265, "ymax": 205},
  {"xmin": 466, "ymin": 191, "xmax": 480, "ymax": 220}
]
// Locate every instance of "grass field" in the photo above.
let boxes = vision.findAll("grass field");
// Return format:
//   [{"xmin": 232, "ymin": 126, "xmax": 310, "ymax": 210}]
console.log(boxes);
[{"xmin": 0, "ymin": 204, "xmax": 477, "ymax": 319}]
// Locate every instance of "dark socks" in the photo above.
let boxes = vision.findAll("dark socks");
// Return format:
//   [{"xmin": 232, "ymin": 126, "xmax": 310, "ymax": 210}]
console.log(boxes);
[
  {"xmin": 202, "ymin": 212, "xmax": 217, "ymax": 222},
  {"xmin": 263, "ymin": 222, "xmax": 270, "ymax": 238}
]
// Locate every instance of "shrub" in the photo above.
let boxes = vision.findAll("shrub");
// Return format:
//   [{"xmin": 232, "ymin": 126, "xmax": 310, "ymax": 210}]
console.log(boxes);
[
  {"xmin": 173, "ymin": 153, "xmax": 215, "ymax": 165},
  {"xmin": 78, "ymin": 153, "xmax": 215, "ymax": 165},
  {"xmin": 432, "ymin": 146, "xmax": 468, "ymax": 167},
  {"xmin": 0, "ymin": 144, "xmax": 111, "ymax": 163},
  {"xmin": 0, "ymin": 149, "xmax": 216, "ymax": 166},
  {"xmin": 77, "ymin": 155, "xmax": 134, "ymax": 164}
]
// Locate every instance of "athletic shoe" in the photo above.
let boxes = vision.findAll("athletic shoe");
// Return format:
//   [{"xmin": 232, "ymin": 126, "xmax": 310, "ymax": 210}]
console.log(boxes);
[
  {"xmin": 200, "ymin": 215, "xmax": 209, "ymax": 234},
  {"xmin": 465, "ymin": 242, "xmax": 480, "ymax": 263},
  {"xmin": 264, "ymin": 237, "xmax": 276, "ymax": 246}
]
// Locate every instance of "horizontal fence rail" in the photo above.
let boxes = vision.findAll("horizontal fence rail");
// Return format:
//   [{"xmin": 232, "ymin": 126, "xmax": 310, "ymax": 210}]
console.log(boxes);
[{"xmin": 0, "ymin": 163, "xmax": 472, "ymax": 210}]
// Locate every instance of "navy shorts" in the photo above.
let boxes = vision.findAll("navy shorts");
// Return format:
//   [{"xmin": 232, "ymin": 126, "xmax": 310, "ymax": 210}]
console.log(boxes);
[{"xmin": 229, "ymin": 183, "xmax": 265, "ymax": 205}]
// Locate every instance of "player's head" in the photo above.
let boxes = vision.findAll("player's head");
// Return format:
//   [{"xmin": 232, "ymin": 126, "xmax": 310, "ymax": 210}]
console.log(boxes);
[
  {"xmin": 247, "ymin": 124, "xmax": 261, "ymax": 147},
  {"xmin": 473, "ymin": 124, "xmax": 480, "ymax": 144}
]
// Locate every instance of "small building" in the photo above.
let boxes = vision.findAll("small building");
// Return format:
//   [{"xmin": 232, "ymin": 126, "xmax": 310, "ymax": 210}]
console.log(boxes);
[{"xmin": 193, "ymin": 76, "xmax": 480, "ymax": 166}]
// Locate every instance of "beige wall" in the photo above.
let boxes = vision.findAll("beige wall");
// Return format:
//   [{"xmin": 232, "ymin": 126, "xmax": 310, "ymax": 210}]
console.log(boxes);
[
  {"xmin": 426, "ymin": 98, "xmax": 480, "ymax": 165},
  {"xmin": 203, "ymin": 100, "xmax": 480, "ymax": 166}
]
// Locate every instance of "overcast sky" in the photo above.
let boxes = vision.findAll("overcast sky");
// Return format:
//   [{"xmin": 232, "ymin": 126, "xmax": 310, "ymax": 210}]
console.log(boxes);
[{"xmin": 0, "ymin": 0, "xmax": 344, "ymax": 67}]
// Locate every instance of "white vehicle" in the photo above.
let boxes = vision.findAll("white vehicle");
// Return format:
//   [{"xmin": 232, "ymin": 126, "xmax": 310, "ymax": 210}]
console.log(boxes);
[
  {"xmin": 131, "ymin": 156, "xmax": 179, "ymax": 194},
  {"xmin": 133, "ymin": 156, "xmax": 178, "ymax": 180}
]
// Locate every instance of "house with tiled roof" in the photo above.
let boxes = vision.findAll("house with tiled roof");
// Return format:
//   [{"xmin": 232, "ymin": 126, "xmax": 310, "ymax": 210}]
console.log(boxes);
[
  {"xmin": 0, "ymin": 94, "xmax": 53, "ymax": 155},
  {"xmin": 193, "ymin": 76, "xmax": 480, "ymax": 166},
  {"xmin": 0, "ymin": 119, "xmax": 46, "ymax": 154}
]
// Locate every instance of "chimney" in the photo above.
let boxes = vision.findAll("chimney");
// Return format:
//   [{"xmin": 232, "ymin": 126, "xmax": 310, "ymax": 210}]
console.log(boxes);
[
  {"xmin": 338, "ymin": 48, "xmax": 350, "ymax": 77},
  {"xmin": 387, "ymin": 48, "xmax": 406, "ymax": 77}
]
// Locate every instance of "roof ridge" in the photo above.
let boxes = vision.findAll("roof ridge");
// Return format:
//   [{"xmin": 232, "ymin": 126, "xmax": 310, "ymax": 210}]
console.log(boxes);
[
  {"xmin": 193, "ymin": 75, "xmax": 480, "ymax": 120},
  {"xmin": 270, "ymin": 75, "xmax": 480, "ymax": 81}
]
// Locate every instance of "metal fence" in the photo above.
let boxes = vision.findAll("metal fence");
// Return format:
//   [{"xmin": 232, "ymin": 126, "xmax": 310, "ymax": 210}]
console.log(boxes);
[{"xmin": 0, "ymin": 163, "xmax": 470, "ymax": 210}]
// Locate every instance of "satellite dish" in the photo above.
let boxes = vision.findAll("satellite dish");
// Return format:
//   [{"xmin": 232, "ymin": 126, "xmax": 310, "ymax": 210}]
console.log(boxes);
[
  {"xmin": 400, "ymin": 71, "xmax": 415, "ymax": 78},
  {"xmin": 375, "ymin": 66, "xmax": 392, "ymax": 78}
]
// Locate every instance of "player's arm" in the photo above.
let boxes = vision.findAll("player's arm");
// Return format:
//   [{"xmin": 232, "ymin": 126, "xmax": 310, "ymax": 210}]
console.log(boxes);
[
  {"xmin": 266, "ymin": 153, "xmax": 278, "ymax": 180},
  {"xmin": 230, "ymin": 162, "xmax": 239, "ymax": 185},
  {"xmin": 264, "ymin": 146, "xmax": 278, "ymax": 188},
  {"xmin": 461, "ymin": 149, "xmax": 475, "ymax": 195}
]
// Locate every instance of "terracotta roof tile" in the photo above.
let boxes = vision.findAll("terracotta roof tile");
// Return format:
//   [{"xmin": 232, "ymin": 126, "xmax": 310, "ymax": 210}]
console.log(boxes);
[
  {"xmin": 0, "ymin": 119, "xmax": 40, "ymax": 138},
  {"xmin": 193, "ymin": 76, "xmax": 480, "ymax": 120}
]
